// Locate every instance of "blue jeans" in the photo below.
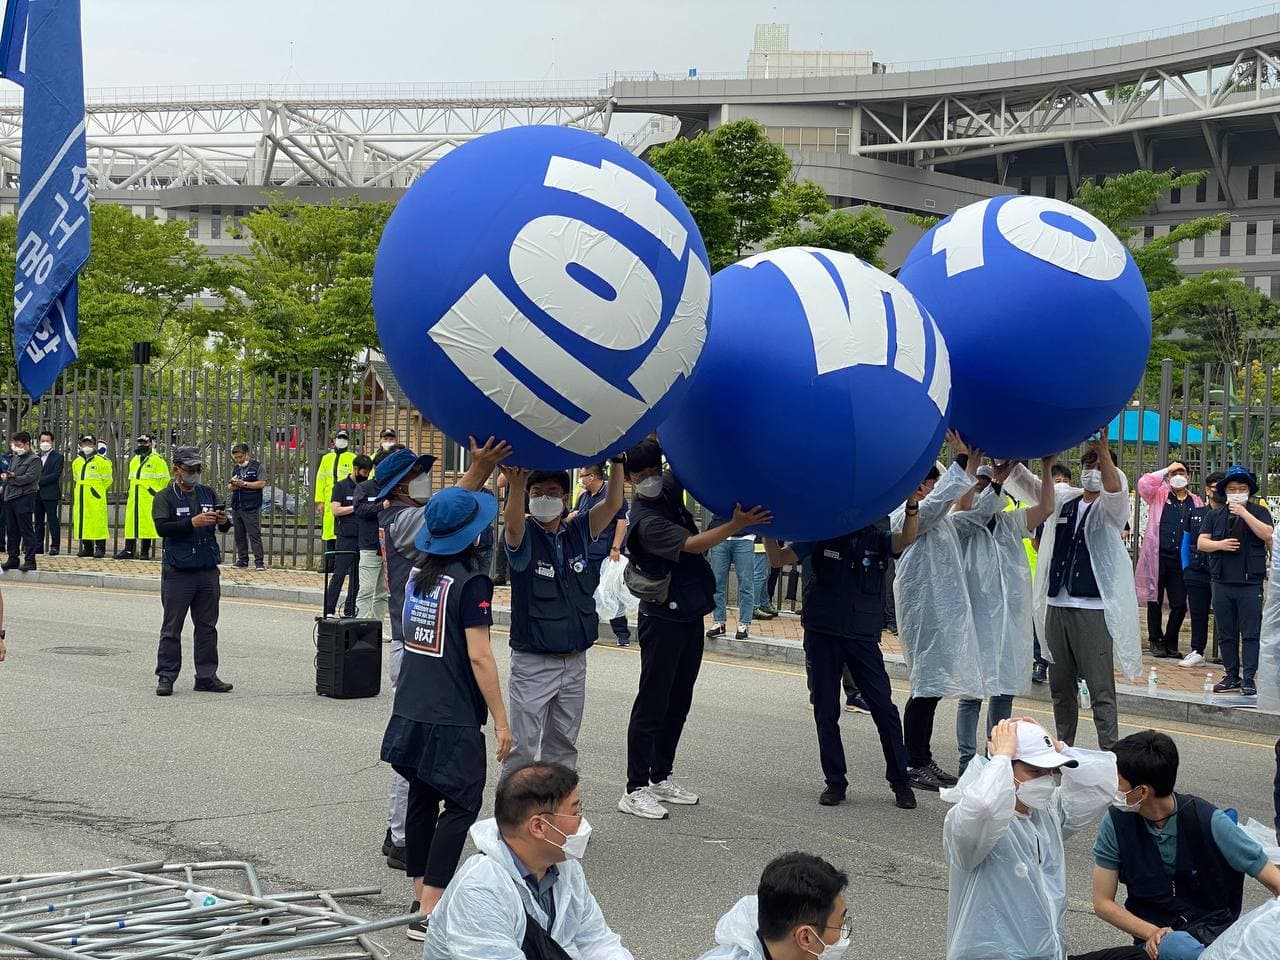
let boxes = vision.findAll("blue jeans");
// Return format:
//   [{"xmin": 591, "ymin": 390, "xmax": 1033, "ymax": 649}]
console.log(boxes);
[
  {"xmin": 956, "ymin": 695, "xmax": 1015, "ymax": 769},
  {"xmin": 710, "ymin": 538, "xmax": 755, "ymax": 625},
  {"xmin": 753, "ymin": 551, "xmax": 771, "ymax": 610},
  {"xmin": 1158, "ymin": 931, "xmax": 1206, "ymax": 960}
]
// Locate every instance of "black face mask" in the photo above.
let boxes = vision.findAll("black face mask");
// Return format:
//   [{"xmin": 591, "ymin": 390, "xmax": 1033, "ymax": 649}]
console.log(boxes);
[
  {"xmin": 355, "ymin": 471, "xmax": 370, "ymax": 482},
  {"xmin": 135, "ymin": 446, "xmax": 151, "ymax": 456}
]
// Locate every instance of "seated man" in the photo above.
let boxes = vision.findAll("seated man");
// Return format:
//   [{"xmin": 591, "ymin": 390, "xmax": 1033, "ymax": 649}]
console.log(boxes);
[
  {"xmin": 1091, "ymin": 730, "xmax": 1280, "ymax": 960},
  {"xmin": 696, "ymin": 852, "xmax": 849, "ymax": 960},
  {"xmin": 943, "ymin": 718, "xmax": 1117, "ymax": 959},
  {"xmin": 425, "ymin": 761, "xmax": 633, "ymax": 960}
]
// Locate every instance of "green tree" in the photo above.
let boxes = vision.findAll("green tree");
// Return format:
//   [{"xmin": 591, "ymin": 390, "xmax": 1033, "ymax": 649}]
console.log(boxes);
[
  {"xmin": 0, "ymin": 204, "xmax": 226, "ymax": 373},
  {"xmin": 224, "ymin": 195, "xmax": 392, "ymax": 375},
  {"xmin": 1071, "ymin": 170, "xmax": 1227, "ymax": 291},
  {"xmin": 768, "ymin": 206, "xmax": 895, "ymax": 268},
  {"xmin": 1150, "ymin": 269, "xmax": 1280, "ymax": 372}
]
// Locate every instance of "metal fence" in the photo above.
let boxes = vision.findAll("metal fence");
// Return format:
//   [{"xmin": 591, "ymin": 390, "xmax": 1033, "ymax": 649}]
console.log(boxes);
[{"xmin": 0, "ymin": 363, "xmax": 471, "ymax": 569}]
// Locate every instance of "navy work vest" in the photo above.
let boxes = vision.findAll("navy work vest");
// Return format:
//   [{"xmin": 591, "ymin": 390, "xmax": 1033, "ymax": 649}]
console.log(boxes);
[
  {"xmin": 381, "ymin": 501, "xmax": 421, "ymax": 643},
  {"xmin": 1046, "ymin": 497, "xmax": 1101, "ymax": 599},
  {"xmin": 509, "ymin": 519, "xmax": 599, "ymax": 655},
  {"xmin": 801, "ymin": 526, "xmax": 891, "ymax": 640},
  {"xmin": 1203, "ymin": 504, "xmax": 1269, "ymax": 584},
  {"xmin": 1184, "ymin": 503, "xmax": 1211, "ymax": 578},
  {"xmin": 625, "ymin": 477, "xmax": 715, "ymax": 622},
  {"xmin": 1110, "ymin": 795, "xmax": 1244, "ymax": 933},
  {"xmin": 162, "ymin": 483, "xmax": 222, "ymax": 570},
  {"xmin": 393, "ymin": 560, "xmax": 488, "ymax": 728}
]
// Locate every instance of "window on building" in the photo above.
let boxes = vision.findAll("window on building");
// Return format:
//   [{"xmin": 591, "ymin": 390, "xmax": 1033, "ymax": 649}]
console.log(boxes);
[
  {"xmin": 1218, "ymin": 182, "xmax": 1227, "ymax": 203},
  {"xmin": 1248, "ymin": 165, "xmax": 1260, "ymax": 200},
  {"xmin": 1020, "ymin": 177, "xmax": 1032, "ymax": 195},
  {"xmin": 1144, "ymin": 225, "xmax": 1155, "ymax": 245},
  {"xmin": 1196, "ymin": 179, "xmax": 1207, "ymax": 203},
  {"xmin": 1044, "ymin": 175, "xmax": 1056, "ymax": 199},
  {"xmin": 187, "ymin": 211, "xmax": 198, "ymax": 239},
  {"xmin": 1193, "ymin": 235, "xmax": 1205, "ymax": 258},
  {"xmin": 1220, "ymin": 231, "xmax": 1230, "ymax": 257},
  {"xmin": 1247, "ymin": 222, "xmax": 1258, "ymax": 256},
  {"xmin": 210, "ymin": 206, "xmax": 222, "ymax": 240},
  {"xmin": 1274, "ymin": 169, "xmax": 1280, "ymax": 200},
  {"xmin": 1169, "ymin": 187, "xmax": 1181, "ymax": 204}
]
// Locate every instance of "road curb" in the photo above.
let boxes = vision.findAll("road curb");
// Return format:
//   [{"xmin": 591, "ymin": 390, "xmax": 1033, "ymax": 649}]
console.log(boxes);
[{"xmin": 16, "ymin": 569, "xmax": 1279, "ymax": 735}]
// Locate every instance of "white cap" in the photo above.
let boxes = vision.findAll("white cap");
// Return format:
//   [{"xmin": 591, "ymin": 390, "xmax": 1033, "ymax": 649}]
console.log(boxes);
[
  {"xmin": 976, "ymin": 464, "xmax": 994, "ymax": 479},
  {"xmin": 1014, "ymin": 721, "xmax": 1079, "ymax": 770}
]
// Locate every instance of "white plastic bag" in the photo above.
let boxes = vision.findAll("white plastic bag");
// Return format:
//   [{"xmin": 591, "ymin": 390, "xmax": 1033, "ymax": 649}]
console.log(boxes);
[
  {"xmin": 1201, "ymin": 895, "xmax": 1280, "ymax": 960},
  {"xmin": 1240, "ymin": 817, "xmax": 1280, "ymax": 866},
  {"xmin": 594, "ymin": 556, "xmax": 638, "ymax": 620}
]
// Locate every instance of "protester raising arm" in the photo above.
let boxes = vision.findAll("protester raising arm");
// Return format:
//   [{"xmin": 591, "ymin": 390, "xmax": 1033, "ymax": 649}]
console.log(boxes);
[
  {"xmin": 587, "ymin": 459, "xmax": 627, "ymax": 541},
  {"xmin": 459, "ymin": 436, "xmax": 513, "ymax": 492},
  {"xmin": 680, "ymin": 503, "xmax": 772, "ymax": 555},
  {"xmin": 1020, "ymin": 455, "xmax": 1059, "ymax": 533},
  {"xmin": 501, "ymin": 467, "xmax": 531, "ymax": 550},
  {"xmin": 944, "ymin": 718, "xmax": 1019, "ymax": 871}
]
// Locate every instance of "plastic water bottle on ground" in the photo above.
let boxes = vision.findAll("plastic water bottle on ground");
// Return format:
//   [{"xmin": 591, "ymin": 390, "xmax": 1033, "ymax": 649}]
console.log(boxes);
[
  {"xmin": 1078, "ymin": 679, "xmax": 1090, "ymax": 710},
  {"xmin": 1203, "ymin": 673, "xmax": 1214, "ymax": 703},
  {"xmin": 1148, "ymin": 666, "xmax": 1158, "ymax": 696}
]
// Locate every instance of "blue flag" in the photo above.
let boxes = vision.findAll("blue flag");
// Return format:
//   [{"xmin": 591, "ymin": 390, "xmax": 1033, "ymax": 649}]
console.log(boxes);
[{"xmin": 1, "ymin": 0, "xmax": 88, "ymax": 399}]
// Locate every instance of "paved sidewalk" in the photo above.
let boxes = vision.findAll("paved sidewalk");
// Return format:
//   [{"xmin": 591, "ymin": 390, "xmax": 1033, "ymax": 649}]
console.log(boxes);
[{"xmin": 12, "ymin": 554, "xmax": 1277, "ymax": 733}]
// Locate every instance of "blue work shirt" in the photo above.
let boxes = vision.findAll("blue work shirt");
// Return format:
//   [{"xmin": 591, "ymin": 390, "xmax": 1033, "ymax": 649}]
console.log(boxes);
[
  {"xmin": 573, "ymin": 481, "xmax": 628, "ymax": 562},
  {"xmin": 505, "ymin": 841, "xmax": 560, "ymax": 929},
  {"xmin": 506, "ymin": 511, "xmax": 593, "ymax": 575}
]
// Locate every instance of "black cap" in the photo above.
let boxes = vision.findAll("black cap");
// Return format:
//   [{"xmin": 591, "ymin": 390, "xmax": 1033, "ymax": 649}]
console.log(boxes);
[
  {"xmin": 336, "ymin": 429, "xmax": 349, "ymax": 439},
  {"xmin": 136, "ymin": 434, "xmax": 153, "ymax": 444},
  {"xmin": 171, "ymin": 446, "xmax": 204, "ymax": 468},
  {"xmin": 79, "ymin": 434, "xmax": 95, "ymax": 444},
  {"xmin": 380, "ymin": 428, "xmax": 397, "ymax": 439}
]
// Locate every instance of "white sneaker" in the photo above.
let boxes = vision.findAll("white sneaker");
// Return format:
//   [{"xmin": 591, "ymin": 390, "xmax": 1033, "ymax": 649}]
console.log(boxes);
[
  {"xmin": 649, "ymin": 778, "xmax": 700, "ymax": 805},
  {"xmin": 618, "ymin": 787, "xmax": 669, "ymax": 820},
  {"xmin": 1179, "ymin": 651, "xmax": 1206, "ymax": 668}
]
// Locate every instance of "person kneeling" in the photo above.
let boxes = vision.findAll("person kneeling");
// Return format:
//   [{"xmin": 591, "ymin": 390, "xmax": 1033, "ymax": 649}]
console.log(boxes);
[
  {"xmin": 696, "ymin": 852, "xmax": 850, "ymax": 960},
  {"xmin": 943, "ymin": 718, "xmax": 1117, "ymax": 959},
  {"xmin": 425, "ymin": 761, "xmax": 633, "ymax": 959},
  {"xmin": 1091, "ymin": 730, "xmax": 1280, "ymax": 960}
]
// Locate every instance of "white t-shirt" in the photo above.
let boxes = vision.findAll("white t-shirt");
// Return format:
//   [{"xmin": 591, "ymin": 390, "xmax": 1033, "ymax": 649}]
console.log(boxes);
[{"xmin": 1048, "ymin": 499, "xmax": 1105, "ymax": 611}]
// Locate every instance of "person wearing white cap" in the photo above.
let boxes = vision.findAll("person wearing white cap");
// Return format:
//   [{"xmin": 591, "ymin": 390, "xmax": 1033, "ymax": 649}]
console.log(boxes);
[{"xmin": 942, "ymin": 717, "xmax": 1118, "ymax": 959}]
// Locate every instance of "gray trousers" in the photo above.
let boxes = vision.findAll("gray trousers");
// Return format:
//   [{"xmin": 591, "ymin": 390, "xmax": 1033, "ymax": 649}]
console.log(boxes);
[
  {"xmin": 502, "ymin": 648, "xmax": 587, "ymax": 778},
  {"xmin": 385, "ymin": 634, "xmax": 408, "ymax": 845},
  {"xmin": 232, "ymin": 508, "xmax": 263, "ymax": 564},
  {"xmin": 156, "ymin": 566, "xmax": 221, "ymax": 681},
  {"xmin": 1044, "ymin": 605, "xmax": 1119, "ymax": 750},
  {"xmin": 356, "ymin": 549, "xmax": 389, "ymax": 622}
]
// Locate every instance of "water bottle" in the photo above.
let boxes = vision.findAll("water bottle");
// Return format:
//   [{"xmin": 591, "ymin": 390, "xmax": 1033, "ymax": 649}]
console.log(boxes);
[
  {"xmin": 1148, "ymin": 666, "xmax": 1158, "ymax": 697},
  {"xmin": 1203, "ymin": 673, "xmax": 1214, "ymax": 703},
  {"xmin": 1078, "ymin": 679, "xmax": 1090, "ymax": 710}
]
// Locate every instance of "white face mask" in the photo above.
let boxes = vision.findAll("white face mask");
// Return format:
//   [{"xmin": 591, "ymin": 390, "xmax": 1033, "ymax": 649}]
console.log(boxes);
[
  {"xmin": 334, "ymin": 438, "xmax": 349, "ymax": 450},
  {"xmin": 803, "ymin": 928, "xmax": 851, "ymax": 960},
  {"xmin": 80, "ymin": 446, "xmax": 95, "ymax": 457},
  {"xmin": 1080, "ymin": 469, "xmax": 1103, "ymax": 492},
  {"xmin": 380, "ymin": 441, "xmax": 394, "ymax": 451},
  {"xmin": 529, "ymin": 495, "xmax": 564, "ymax": 523},
  {"xmin": 1227, "ymin": 492, "xmax": 1249, "ymax": 505},
  {"xmin": 1112, "ymin": 786, "xmax": 1143, "ymax": 813},
  {"xmin": 406, "ymin": 473, "xmax": 433, "ymax": 501},
  {"xmin": 11, "ymin": 445, "xmax": 26, "ymax": 456},
  {"xmin": 39, "ymin": 441, "xmax": 52, "ymax": 452},
  {"xmin": 634, "ymin": 476, "xmax": 663, "ymax": 499},
  {"xmin": 1014, "ymin": 772, "xmax": 1056, "ymax": 810},
  {"xmin": 541, "ymin": 816, "xmax": 591, "ymax": 860},
  {"xmin": 1168, "ymin": 475, "xmax": 1189, "ymax": 490}
]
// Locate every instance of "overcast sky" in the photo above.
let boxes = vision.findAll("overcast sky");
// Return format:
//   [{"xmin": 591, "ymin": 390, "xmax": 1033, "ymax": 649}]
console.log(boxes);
[{"xmin": 81, "ymin": 0, "xmax": 1250, "ymax": 89}]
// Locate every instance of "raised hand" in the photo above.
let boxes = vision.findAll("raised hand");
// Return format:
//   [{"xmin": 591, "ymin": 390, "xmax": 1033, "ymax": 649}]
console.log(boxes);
[{"xmin": 469, "ymin": 436, "xmax": 513, "ymax": 473}]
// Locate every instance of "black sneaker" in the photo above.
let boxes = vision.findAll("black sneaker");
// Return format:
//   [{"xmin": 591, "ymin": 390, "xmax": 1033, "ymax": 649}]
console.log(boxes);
[
  {"xmin": 818, "ymin": 785, "xmax": 846, "ymax": 806},
  {"xmin": 1242, "ymin": 679, "xmax": 1258, "ymax": 697},
  {"xmin": 381, "ymin": 828, "xmax": 394, "ymax": 857},
  {"xmin": 891, "ymin": 782, "xmax": 917, "ymax": 809},
  {"xmin": 0, "ymin": 559, "xmax": 18, "ymax": 571},
  {"xmin": 255, "ymin": 562, "xmax": 266, "ymax": 570},
  {"xmin": 1213, "ymin": 676, "xmax": 1242, "ymax": 694},
  {"xmin": 908, "ymin": 765, "xmax": 946, "ymax": 792},
  {"xmin": 844, "ymin": 694, "xmax": 871, "ymax": 714},
  {"xmin": 1031, "ymin": 662, "xmax": 1048, "ymax": 684},
  {"xmin": 234, "ymin": 561, "xmax": 249, "ymax": 569},
  {"xmin": 156, "ymin": 678, "xmax": 174, "ymax": 697},
  {"xmin": 705, "ymin": 624, "xmax": 725, "ymax": 639},
  {"xmin": 1150, "ymin": 643, "xmax": 1171, "ymax": 659},
  {"xmin": 928, "ymin": 761, "xmax": 959, "ymax": 786},
  {"xmin": 48, "ymin": 548, "xmax": 59, "ymax": 556},
  {"xmin": 194, "ymin": 676, "xmax": 233, "ymax": 693},
  {"xmin": 113, "ymin": 550, "xmax": 135, "ymax": 561},
  {"xmin": 734, "ymin": 625, "xmax": 749, "ymax": 640},
  {"xmin": 19, "ymin": 563, "xmax": 35, "ymax": 573},
  {"xmin": 406, "ymin": 913, "xmax": 429, "ymax": 942},
  {"xmin": 386, "ymin": 845, "xmax": 406, "ymax": 871}
]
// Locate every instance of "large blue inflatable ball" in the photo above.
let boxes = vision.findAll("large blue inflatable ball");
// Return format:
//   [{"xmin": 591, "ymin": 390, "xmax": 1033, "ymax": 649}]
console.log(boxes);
[
  {"xmin": 658, "ymin": 248, "xmax": 951, "ymax": 542},
  {"xmin": 898, "ymin": 195, "xmax": 1151, "ymax": 460},
  {"xmin": 373, "ymin": 125, "xmax": 711, "ymax": 469}
]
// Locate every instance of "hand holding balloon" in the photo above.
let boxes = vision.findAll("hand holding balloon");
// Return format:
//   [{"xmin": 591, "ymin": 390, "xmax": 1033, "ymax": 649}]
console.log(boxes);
[{"xmin": 731, "ymin": 503, "xmax": 774, "ymax": 532}]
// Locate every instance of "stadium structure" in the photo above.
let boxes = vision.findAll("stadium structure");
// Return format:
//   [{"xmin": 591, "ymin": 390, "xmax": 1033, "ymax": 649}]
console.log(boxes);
[{"xmin": 0, "ymin": 6, "xmax": 1278, "ymax": 286}]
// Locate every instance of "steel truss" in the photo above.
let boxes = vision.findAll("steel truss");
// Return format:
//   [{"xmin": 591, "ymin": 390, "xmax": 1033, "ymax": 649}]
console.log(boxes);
[
  {"xmin": 850, "ymin": 43, "xmax": 1280, "ymax": 169},
  {"xmin": 0, "ymin": 87, "xmax": 614, "ymax": 191}
]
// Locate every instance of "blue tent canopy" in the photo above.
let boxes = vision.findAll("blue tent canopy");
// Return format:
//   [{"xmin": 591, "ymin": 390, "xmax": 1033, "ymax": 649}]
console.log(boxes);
[{"xmin": 1107, "ymin": 410, "xmax": 1204, "ymax": 446}]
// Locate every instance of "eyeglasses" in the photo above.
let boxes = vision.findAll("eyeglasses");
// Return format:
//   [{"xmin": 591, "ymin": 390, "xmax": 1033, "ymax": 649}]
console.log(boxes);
[{"xmin": 812, "ymin": 918, "xmax": 853, "ymax": 940}]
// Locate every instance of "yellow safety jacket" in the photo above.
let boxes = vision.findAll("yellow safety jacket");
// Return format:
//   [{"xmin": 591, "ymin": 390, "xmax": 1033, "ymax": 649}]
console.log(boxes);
[
  {"xmin": 315, "ymin": 449, "xmax": 355, "ymax": 540},
  {"xmin": 73, "ymin": 453, "xmax": 113, "ymax": 540},
  {"xmin": 124, "ymin": 452, "xmax": 169, "ymax": 539}
]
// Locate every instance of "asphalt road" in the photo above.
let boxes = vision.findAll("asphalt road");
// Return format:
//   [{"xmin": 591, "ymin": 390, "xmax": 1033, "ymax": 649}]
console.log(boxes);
[{"xmin": 2, "ymin": 580, "xmax": 1278, "ymax": 960}]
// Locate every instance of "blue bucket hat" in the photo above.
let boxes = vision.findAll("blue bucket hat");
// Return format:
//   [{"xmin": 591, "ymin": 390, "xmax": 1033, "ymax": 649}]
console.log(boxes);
[
  {"xmin": 1217, "ymin": 465, "xmax": 1258, "ymax": 500},
  {"xmin": 414, "ymin": 487, "xmax": 498, "ymax": 556},
  {"xmin": 374, "ymin": 448, "xmax": 436, "ymax": 501}
]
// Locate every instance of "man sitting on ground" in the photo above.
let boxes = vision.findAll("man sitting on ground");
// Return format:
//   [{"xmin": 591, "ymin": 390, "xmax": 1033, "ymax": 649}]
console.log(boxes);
[
  {"xmin": 1091, "ymin": 730, "xmax": 1280, "ymax": 960},
  {"xmin": 425, "ymin": 761, "xmax": 633, "ymax": 960},
  {"xmin": 695, "ymin": 851, "xmax": 850, "ymax": 960}
]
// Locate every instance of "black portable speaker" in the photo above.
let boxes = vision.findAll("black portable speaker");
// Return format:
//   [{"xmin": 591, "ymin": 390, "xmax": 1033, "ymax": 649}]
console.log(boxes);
[{"xmin": 315, "ymin": 617, "xmax": 382, "ymax": 698}]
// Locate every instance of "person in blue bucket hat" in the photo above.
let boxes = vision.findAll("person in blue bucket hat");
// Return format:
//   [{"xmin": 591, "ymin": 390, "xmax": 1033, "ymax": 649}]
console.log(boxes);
[
  {"xmin": 380, "ymin": 481, "xmax": 514, "ymax": 942},
  {"xmin": 1197, "ymin": 465, "xmax": 1274, "ymax": 696}
]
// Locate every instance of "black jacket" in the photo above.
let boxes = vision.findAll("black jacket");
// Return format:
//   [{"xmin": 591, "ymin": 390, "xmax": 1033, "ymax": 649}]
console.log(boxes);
[
  {"xmin": 38, "ymin": 450, "xmax": 64, "ymax": 501},
  {"xmin": 4, "ymin": 451, "xmax": 42, "ymax": 500}
]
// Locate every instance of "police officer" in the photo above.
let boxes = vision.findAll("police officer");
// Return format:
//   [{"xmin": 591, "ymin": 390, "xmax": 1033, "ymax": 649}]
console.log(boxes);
[
  {"xmin": 325, "ymin": 454, "xmax": 373, "ymax": 618},
  {"xmin": 314, "ymin": 429, "xmax": 356, "ymax": 571},
  {"xmin": 764, "ymin": 509, "xmax": 922, "ymax": 811},
  {"xmin": 73, "ymin": 434, "xmax": 112, "ymax": 558},
  {"xmin": 152, "ymin": 447, "xmax": 233, "ymax": 696},
  {"xmin": 499, "ymin": 462, "xmax": 625, "ymax": 775},
  {"xmin": 117, "ymin": 434, "xmax": 168, "ymax": 560}
]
